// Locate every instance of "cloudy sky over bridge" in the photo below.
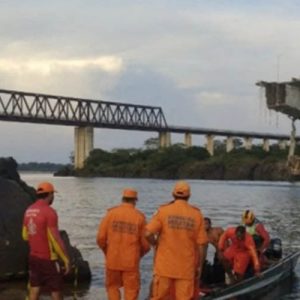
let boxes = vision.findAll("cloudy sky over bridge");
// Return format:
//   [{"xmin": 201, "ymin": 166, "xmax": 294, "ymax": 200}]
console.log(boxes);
[{"xmin": 1, "ymin": 1, "xmax": 300, "ymax": 163}]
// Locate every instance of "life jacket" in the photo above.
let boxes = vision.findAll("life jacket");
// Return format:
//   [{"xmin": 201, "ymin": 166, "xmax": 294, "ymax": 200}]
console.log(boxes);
[
  {"xmin": 245, "ymin": 218, "xmax": 266, "ymax": 249},
  {"xmin": 245, "ymin": 218, "xmax": 260, "ymax": 235}
]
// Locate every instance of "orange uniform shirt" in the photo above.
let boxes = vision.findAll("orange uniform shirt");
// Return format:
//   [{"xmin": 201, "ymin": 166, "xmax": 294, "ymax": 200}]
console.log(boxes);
[
  {"xmin": 97, "ymin": 202, "xmax": 150, "ymax": 271},
  {"xmin": 146, "ymin": 200, "xmax": 208, "ymax": 280},
  {"xmin": 218, "ymin": 227, "xmax": 260, "ymax": 271}
]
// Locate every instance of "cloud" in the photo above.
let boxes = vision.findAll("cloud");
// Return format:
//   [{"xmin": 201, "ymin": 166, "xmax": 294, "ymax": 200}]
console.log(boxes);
[
  {"xmin": 197, "ymin": 92, "xmax": 230, "ymax": 106},
  {"xmin": 0, "ymin": 56, "xmax": 123, "ymax": 75},
  {"xmin": 0, "ymin": 1, "xmax": 300, "ymax": 162}
]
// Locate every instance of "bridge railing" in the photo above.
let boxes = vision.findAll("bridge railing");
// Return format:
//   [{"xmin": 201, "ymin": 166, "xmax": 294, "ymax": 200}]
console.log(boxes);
[{"xmin": 0, "ymin": 89, "xmax": 168, "ymax": 130}]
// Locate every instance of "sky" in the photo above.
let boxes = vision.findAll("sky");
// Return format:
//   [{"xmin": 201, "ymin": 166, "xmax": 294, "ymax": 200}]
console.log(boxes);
[{"xmin": 1, "ymin": 0, "xmax": 300, "ymax": 163}]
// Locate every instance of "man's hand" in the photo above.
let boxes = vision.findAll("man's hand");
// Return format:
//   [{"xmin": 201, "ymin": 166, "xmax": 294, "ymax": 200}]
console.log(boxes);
[
  {"xmin": 255, "ymin": 271, "xmax": 262, "ymax": 278},
  {"xmin": 145, "ymin": 231, "xmax": 157, "ymax": 246},
  {"xmin": 64, "ymin": 262, "xmax": 71, "ymax": 275}
]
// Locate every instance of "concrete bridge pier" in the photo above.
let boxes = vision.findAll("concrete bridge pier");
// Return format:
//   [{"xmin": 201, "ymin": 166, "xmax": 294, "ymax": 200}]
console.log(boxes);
[
  {"xmin": 74, "ymin": 126, "xmax": 94, "ymax": 169},
  {"xmin": 263, "ymin": 138, "xmax": 270, "ymax": 152},
  {"xmin": 243, "ymin": 137, "xmax": 253, "ymax": 150},
  {"xmin": 226, "ymin": 136, "xmax": 234, "ymax": 153},
  {"xmin": 206, "ymin": 134, "xmax": 214, "ymax": 156},
  {"xmin": 159, "ymin": 131, "xmax": 171, "ymax": 148},
  {"xmin": 184, "ymin": 133, "xmax": 192, "ymax": 148}
]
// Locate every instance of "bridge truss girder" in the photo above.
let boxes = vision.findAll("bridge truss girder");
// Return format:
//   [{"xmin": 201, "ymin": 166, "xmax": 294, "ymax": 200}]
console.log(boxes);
[{"xmin": 0, "ymin": 89, "xmax": 168, "ymax": 131}]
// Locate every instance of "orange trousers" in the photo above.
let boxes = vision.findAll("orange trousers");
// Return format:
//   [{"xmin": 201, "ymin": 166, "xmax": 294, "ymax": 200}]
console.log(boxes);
[
  {"xmin": 150, "ymin": 275, "xmax": 194, "ymax": 300},
  {"xmin": 105, "ymin": 269, "xmax": 140, "ymax": 300},
  {"xmin": 223, "ymin": 246, "xmax": 251, "ymax": 276}
]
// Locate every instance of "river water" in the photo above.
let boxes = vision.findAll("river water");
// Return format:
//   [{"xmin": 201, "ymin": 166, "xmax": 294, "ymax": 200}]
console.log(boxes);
[{"xmin": 2, "ymin": 173, "xmax": 300, "ymax": 300}]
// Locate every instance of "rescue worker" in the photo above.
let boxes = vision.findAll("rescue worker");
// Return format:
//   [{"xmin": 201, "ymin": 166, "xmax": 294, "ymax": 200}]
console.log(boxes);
[
  {"xmin": 218, "ymin": 225, "xmax": 260, "ymax": 284},
  {"xmin": 97, "ymin": 188, "xmax": 150, "ymax": 300},
  {"xmin": 241, "ymin": 210, "xmax": 270, "ymax": 253},
  {"xmin": 145, "ymin": 181, "xmax": 208, "ymax": 300},
  {"xmin": 204, "ymin": 217, "xmax": 224, "ymax": 254},
  {"xmin": 22, "ymin": 182, "xmax": 70, "ymax": 300},
  {"xmin": 203, "ymin": 217, "xmax": 225, "ymax": 284}
]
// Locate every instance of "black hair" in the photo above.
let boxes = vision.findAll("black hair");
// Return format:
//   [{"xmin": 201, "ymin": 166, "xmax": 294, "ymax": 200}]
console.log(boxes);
[
  {"xmin": 122, "ymin": 197, "xmax": 137, "ymax": 203},
  {"xmin": 36, "ymin": 192, "xmax": 50, "ymax": 200},
  {"xmin": 173, "ymin": 195, "xmax": 189, "ymax": 201},
  {"xmin": 236, "ymin": 225, "xmax": 246, "ymax": 235},
  {"xmin": 204, "ymin": 217, "xmax": 211, "ymax": 225}
]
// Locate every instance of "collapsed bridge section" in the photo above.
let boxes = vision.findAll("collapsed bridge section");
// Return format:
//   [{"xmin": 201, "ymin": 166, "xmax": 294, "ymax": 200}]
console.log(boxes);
[
  {"xmin": 257, "ymin": 78, "xmax": 300, "ymax": 119},
  {"xmin": 257, "ymin": 78, "xmax": 300, "ymax": 176}
]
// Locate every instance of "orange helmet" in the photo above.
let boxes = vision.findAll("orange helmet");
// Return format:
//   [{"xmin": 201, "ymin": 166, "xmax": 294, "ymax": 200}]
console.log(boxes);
[
  {"xmin": 242, "ymin": 210, "xmax": 255, "ymax": 225},
  {"xmin": 172, "ymin": 181, "xmax": 191, "ymax": 198},
  {"xmin": 123, "ymin": 188, "xmax": 138, "ymax": 199},
  {"xmin": 36, "ymin": 182, "xmax": 56, "ymax": 194}
]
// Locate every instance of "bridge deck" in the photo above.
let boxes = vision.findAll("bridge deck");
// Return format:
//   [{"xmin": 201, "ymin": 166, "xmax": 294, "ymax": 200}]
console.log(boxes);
[{"xmin": 0, "ymin": 88, "xmax": 297, "ymax": 141}]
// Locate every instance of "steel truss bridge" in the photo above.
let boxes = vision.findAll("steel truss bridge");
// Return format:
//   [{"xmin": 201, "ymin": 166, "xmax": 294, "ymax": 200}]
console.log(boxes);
[
  {"xmin": 0, "ymin": 88, "xmax": 297, "ymax": 141},
  {"xmin": 1, "ymin": 88, "xmax": 298, "ymax": 168},
  {"xmin": 0, "ymin": 89, "xmax": 168, "ymax": 131}
]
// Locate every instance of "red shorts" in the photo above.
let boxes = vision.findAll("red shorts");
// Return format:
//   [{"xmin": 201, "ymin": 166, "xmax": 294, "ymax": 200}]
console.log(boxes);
[
  {"xmin": 29, "ymin": 256, "xmax": 63, "ymax": 292},
  {"xmin": 223, "ymin": 246, "xmax": 251, "ymax": 276}
]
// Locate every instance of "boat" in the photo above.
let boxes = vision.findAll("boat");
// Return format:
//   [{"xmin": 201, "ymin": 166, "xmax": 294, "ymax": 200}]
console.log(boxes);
[{"xmin": 200, "ymin": 250, "xmax": 300, "ymax": 300}]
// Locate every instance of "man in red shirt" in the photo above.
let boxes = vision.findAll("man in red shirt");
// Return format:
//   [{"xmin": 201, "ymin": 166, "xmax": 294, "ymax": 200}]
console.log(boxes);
[
  {"xmin": 218, "ymin": 225, "xmax": 260, "ymax": 284},
  {"xmin": 22, "ymin": 182, "xmax": 70, "ymax": 300}
]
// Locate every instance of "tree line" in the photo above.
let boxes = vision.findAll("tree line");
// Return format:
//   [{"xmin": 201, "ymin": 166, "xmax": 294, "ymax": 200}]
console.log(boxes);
[{"xmin": 56, "ymin": 137, "xmax": 298, "ymax": 181}]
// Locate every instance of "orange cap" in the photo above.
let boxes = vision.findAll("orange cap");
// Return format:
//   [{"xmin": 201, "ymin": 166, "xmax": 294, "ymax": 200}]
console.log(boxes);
[
  {"xmin": 172, "ymin": 181, "xmax": 191, "ymax": 198},
  {"xmin": 123, "ymin": 188, "xmax": 138, "ymax": 199},
  {"xmin": 36, "ymin": 182, "xmax": 56, "ymax": 194}
]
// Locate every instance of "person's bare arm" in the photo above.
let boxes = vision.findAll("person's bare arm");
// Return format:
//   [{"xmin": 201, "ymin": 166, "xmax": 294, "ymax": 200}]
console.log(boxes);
[
  {"xmin": 197, "ymin": 244, "xmax": 207, "ymax": 279},
  {"xmin": 144, "ymin": 230, "xmax": 157, "ymax": 246}
]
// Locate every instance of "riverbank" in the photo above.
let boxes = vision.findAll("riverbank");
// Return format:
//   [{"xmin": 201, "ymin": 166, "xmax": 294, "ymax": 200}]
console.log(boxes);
[{"xmin": 55, "ymin": 145, "xmax": 293, "ymax": 181}]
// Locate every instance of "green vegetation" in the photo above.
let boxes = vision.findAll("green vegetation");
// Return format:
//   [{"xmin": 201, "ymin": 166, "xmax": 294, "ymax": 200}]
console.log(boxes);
[
  {"xmin": 79, "ymin": 144, "xmax": 210, "ymax": 178},
  {"xmin": 55, "ymin": 138, "xmax": 296, "ymax": 181},
  {"xmin": 19, "ymin": 162, "xmax": 67, "ymax": 172}
]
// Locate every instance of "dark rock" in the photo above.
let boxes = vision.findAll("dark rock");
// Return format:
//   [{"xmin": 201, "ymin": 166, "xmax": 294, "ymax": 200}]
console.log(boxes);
[
  {"xmin": 0, "ymin": 157, "xmax": 20, "ymax": 181},
  {"xmin": 54, "ymin": 165, "xmax": 75, "ymax": 177},
  {"xmin": 60, "ymin": 231, "xmax": 91, "ymax": 282},
  {"xmin": 0, "ymin": 176, "xmax": 33, "ymax": 280},
  {"xmin": 180, "ymin": 161, "xmax": 225, "ymax": 180},
  {"xmin": 224, "ymin": 161, "xmax": 259, "ymax": 180},
  {"xmin": 253, "ymin": 162, "xmax": 289, "ymax": 181},
  {"xmin": 176, "ymin": 158, "xmax": 290, "ymax": 181},
  {"xmin": 0, "ymin": 157, "xmax": 91, "ymax": 282}
]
